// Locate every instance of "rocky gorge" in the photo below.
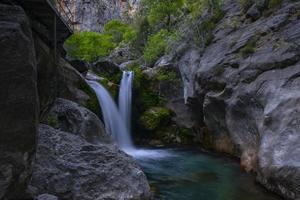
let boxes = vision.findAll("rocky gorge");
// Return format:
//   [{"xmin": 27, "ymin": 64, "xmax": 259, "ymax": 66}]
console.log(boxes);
[
  {"xmin": 0, "ymin": 2, "xmax": 150, "ymax": 200},
  {"xmin": 0, "ymin": 0, "xmax": 300, "ymax": 199}
]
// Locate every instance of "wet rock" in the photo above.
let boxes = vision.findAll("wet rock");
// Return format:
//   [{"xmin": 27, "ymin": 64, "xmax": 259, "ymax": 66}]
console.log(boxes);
[
  {"xmin": 0, "ymin": 4, "xmax": 38, "ymax": 199},
  {"xmin": 28, "ymin": 124, "xmax": 151, "ymax": 200}
]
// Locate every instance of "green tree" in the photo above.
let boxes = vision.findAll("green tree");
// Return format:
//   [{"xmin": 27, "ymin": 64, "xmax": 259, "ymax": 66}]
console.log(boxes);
[
  {"xmin": 142, "ymin": 0, "xmax": 184, "ymax": 28},
  {"xmin": 104, "ymin": 19, "xmax": 137, "ymax": 44},
  {"xmin": 143, "ymin": 29, "xmax": 172, "ymax": 64},
  {"xmin": 64, "ymin": 31, "xmax": 115, "ymax": 63}
]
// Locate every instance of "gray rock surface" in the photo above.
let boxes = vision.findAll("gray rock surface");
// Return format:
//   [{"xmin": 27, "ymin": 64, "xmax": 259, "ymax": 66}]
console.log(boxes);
[
  {"xmin": 45, "ymin": 98, "xmax": 111, "ymax": 144},
  {"xmin": 28, "ymin": 124, "xmax": 151, "ymax": 200},
  {"xmin": 0, "ymin": 4, "xmax": 38, "ymax": 199},
  {"xmin": 171, "ymin": 0, "xmax": 300, "ymax": 199},
  {"xmin": 68, "ymin": 59, "xmax": 89, "ymax": 74},
  {"xmin": 36, "ymin": 194, "xmax": 58, "ymax": 200},
  {"xmin": 58, "ymin": 0, "xmax": 121, "ymax": 32}
]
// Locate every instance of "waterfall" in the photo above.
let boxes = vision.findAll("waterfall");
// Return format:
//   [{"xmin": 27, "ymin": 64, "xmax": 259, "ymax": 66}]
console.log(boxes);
[
  {"xmin": 88, "ymin": 71, "xmax": 169, "ymax": 157},
  {"xmin": 118, "ymin": 71, "xmax": 134, "ymax": 132},
  {"xmin": 87, "ymin": 79, "xmax": 134, "ymax": 151}
]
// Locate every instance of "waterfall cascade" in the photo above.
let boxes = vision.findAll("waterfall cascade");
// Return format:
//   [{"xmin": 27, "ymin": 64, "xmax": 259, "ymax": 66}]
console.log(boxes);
[
  {"xmin": 87, "ymin": 74, "xmax": 134, "ymax": 151},
  {"xmin": 118, "ymin": 71, "xmax": 134, "ymax": 133},
  {"xmin": 88, "ymin": 71, "xmax": 163, "ymax": 157}
]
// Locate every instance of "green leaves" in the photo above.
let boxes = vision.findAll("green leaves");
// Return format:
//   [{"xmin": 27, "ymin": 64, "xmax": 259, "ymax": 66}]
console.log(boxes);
[
  {"xmin": 64, "ymin": 20, "xmax": 137, "ymax": 63},
  {"xmin": 104, "ymin": 19, "xmax": 137, "ymax": 44},
  {"xmin": 142, "ymin": 0, "xmax": 184, "ymax": 28},
  {"xmin": 64, "ymin": 32, "xmax": 115, "ymax": 63},
  {"xmin": 143, "ymin": 29, "xmax": 171, "ymax": 64}
]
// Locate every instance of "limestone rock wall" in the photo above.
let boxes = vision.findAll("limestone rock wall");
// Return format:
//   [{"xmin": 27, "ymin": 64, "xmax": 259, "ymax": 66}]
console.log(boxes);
[
  {"xmin": 0, "ymin": 3, "xmax": 150, "ymax": 199},
  {"xmin": 0, "ymin": 4, "xmax": 38, "ymax": 199},
  {"xmin": 170, "ymin": 0, "xmax": 300, "ymax": 199}
]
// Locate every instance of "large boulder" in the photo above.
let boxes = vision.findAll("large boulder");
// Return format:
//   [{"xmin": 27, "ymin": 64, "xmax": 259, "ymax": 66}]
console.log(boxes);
[
  {"xmin": 57, "ymin": 58, "xmax": 101, "ymax": 116},
  {"xmin": 0, "ymin": 4, "xmax": 38, "ymax": 199},
  {"xmin": 28, "ymin": 123, "xmax": 151, "ymax": 200},
  {"xmin": 174, "ymin": 0, "xmax": 300, "ymax": 199},
  {"xmin": 44, "ymin": 98, "xmax": 110, "ymax": 144}
]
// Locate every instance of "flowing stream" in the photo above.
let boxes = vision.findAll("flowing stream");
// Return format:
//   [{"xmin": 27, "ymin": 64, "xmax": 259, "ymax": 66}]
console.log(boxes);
[{"xmin": 88, "ymin": 72, "xmax": 281, "ymax": 200}]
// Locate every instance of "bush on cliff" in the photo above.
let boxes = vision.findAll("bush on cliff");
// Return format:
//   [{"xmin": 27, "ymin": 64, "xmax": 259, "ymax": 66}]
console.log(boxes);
[
  {"xmin": 143, "ymin": 29, "xmax": 179, "ymax": 64},
  {"xmin": 104, "ymin": 19, "xmax": 137, "ymax": 44},
  {"xmin": 142, "ymin": 0, "xmax": 184, "ymax": 28},
  {"xmin": 140, "ymin": 107, "xmax": 173, "ymax": 130},
  {"xmin": 64, "ymin": 32, "xmax": 115, "ymax": 63}
]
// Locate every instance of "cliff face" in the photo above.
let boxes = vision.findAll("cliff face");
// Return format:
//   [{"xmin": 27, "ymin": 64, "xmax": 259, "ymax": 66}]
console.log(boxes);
[
  {"xmin": 59, "ymin": 0, "xmax": 140, "ymax": 32},
  {"xmin": 166, "ymin": 0, "xmax": 300, "ymax": 199},
  {"xmin": 0, "ymin": 2, "xmax": 150, "ymax": 199}
]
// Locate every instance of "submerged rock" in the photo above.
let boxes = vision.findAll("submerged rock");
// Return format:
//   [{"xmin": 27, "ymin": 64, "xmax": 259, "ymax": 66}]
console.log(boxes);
[{"xmin": 28, "ymin": 124, "xmax": 151, "ymax": 200}]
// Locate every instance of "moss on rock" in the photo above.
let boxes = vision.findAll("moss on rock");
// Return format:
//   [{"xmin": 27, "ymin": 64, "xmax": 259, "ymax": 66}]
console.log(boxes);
[
  {"xmin": 78, "ymin": 80, "xmax": 100, "ymax": 115},
  {"xmin": 140, "ymin": 107, "xmax": 173, "ymax": 130}
]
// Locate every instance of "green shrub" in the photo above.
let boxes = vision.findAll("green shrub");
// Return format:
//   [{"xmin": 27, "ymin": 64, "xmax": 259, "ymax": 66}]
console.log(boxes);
[
  {"xmin": 143, "ymin": 29, "xmax": 173, "ymax": 64},
  {"xmin": 155, "ymin": 68, "xmax": 177, "ymax": 82},
  {"xmin": 47, "ymin": 114, "xmax": 58, "ymax": 128},
  {"xmin": 104, "ymin": 19, "xmax": 137, "ymax": 44},
  {"xmin": 142, "ymin": 0, "xmax": 184, "ymax": 28},
  {"xmin": 185, "ymin": 0, "xmax": 223, "ymax": 19},
  {"xmin": 268, "ymin": 0, "xmax": 283, "ymax": 9},
  {"xmin": 64, "ymin": 32, "xmax": 115, "ymax": 63},
  {"xmin": 78, "ymin": 80, "xmax": 100, "ymax": 115},
  {"xmin": 239, "ymin": 0, "xmax": 254, "ymax": 9},
  {"xmin": 127, "ymin": 62, "xmax": 145, "ymax": 89},
  {"xmin": 240, "ymin": 39, "xmax": 257, "ymax": 56},
  {"xmin": 140, "ymin": 107, "xmax": 173, "ymax": 130}
]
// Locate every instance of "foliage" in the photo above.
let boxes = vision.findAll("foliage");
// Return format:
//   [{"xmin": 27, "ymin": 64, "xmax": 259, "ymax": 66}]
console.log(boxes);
[
  {"xmin": 104, "ymin": 19, "xmax": 137, "ymax": 44},
  {"xmin": 143, "ymin": 29, "xmax": 174, "ymax": 64},
  {"xmin": 188, "ymin": 0, "xmax": 224, "ymax": 47},
  {"xmin": 47, "ymin": 114, "xmax": 58, "ymax": 128},
  {"xmin": 142, "ymin": 0, "xmax": 184, "ymax": 28},
  {"xmin": 239, "ymin": 0, "xmax": 254, "ymax": 9},
  {"xmin": 267, "ymin": 0, "xmax": 283, "ymax": 9},
  {"xmin": 185, "ymin": 0, "xmax": 223, "ymax": 19},
  {"xmin": 64, "ymin": 32, "xmax": 115, "ymax": 63},
  {"xmin": 140, "ymin": 107, "xmax": 173, "ymax": 130},
  {"xmin": 127, "ymin": 62, "xmax": 145, "ymax": 89},
  {"xmin": 78, "ymin": 80, "xmax": 100, "ymax": 115},
  {"xmin": 240, "ymin": 39, "xmax": 257, "ymax": 56},
  {"xmin": 155, "ymin": 68, "xmax": 178, "ymax": 82}
]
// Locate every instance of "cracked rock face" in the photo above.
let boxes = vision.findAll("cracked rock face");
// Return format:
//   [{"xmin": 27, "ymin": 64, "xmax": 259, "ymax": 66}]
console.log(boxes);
[
  {"xmin": 173, "ymin": 0, "xmax": 300, "ymax": 199},
  {"xmin": 58, "ymin": 0, "xmax": 121, "ymax": 32}
]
